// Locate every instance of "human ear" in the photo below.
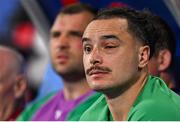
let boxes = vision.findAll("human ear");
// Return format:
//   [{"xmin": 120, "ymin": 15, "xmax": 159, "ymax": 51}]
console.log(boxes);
[
  {"xmin": 14, "ymin": 74, "xmax": 27, "ymax": 99},
  {"xmin": 157, "ymin": 49, "xmax": 171, "ymax": 71},
  {"xmin": 138, "ymin": 45, "xmax": 150, "ymax": 68}
]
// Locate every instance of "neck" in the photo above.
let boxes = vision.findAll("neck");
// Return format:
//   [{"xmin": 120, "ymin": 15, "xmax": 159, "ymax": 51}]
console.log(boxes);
[
  {"xmin": 106, "ymin": 71, "xmax": 148, "ymax": 121},
  {"xmin": 63, "ymin": 78, "xmax": 91, "ymax": 100},
  {"xmin": 160, "ymin": 72, "xmax": 175, "ymax": 89}
]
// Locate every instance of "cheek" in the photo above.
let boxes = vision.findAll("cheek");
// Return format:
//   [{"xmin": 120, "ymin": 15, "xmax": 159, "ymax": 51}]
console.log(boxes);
[
  {"xmin": 73, "ymin": 41, "xmax": 83, "ymax": 52},
  {"xmin": 110, "ymin": 52, "xmax": 138, "ymax": 73},
  {"xmin": 50, "ymin": 42, "xmax": 57, "ymax": 57},
  {"xmin": 49, "ymin": 42, "xmax": 54, "ymax": 53},
  {"xmin": 0, "ymin": 85, "xmax": 3, "ymax": 94},
  {"xmin": 0, "ymin": 83, "xmax": 14, "ymax": 97},
  {"xmin": 71, "ymin": 41, "xmax": 83, "ymax": 54},
  {"xmin": 77, "ymin": 41, "xmax": 83, "ymax": 49},
  {"xmin": 73, "ymin": 43, "xmax": 83, "ymax": 58}
]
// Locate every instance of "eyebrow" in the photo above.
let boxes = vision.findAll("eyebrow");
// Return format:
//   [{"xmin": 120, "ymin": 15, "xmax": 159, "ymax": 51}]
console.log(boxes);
[
  {"xmin": 69, "ymin": 31, "xmax": 83, "ymax": 37},
  {"xmin": 50, "ymin": 30, "xmax": 83, "ymax": 37},
  {"xmin": 50, "ymin": 31, "xmax": 60, "ymax": 36},
  {"xmin": 100, "ymin": 35, "xmax": 119, "ymax": 41},
  {"xmin": 82, "ymin": 35, "xmax": 120, "ymax": 43},
  {"xmin": 82, "ymin": 37, "xmax": 91, "ymax": 43}
]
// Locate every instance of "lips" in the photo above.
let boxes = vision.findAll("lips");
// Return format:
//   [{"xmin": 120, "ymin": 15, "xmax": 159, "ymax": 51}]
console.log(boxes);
[
  {"xmin": 88, "ymin": 70, "xmax": 109, "ymax": 76},
  {"xmin": 56, "ymin": 54, "xmax": 69, "ymax": 64},
  {"xmin": 88, "ymin": 70, "xmax": 109, "ymax": 80}
]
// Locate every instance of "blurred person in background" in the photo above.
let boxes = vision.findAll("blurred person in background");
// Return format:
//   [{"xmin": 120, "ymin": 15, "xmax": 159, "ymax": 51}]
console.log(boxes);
[
  {"xmin": 147, "ymin": 15, "xmax": 180, "ymax": 93},
  {"xmin": 10, "ymin": 7, "xmax": 49, "ymax": 100},
  {"xmin": 17, "ymin": 3, "xmax": 100, "ymax": 121},
  {"xmin": 0, "ymin": 45, "xmax": 27, "ymax": 120},
  {"xmin": 174, "ymin": 58, "xmax": 180, "ymax": 93}
]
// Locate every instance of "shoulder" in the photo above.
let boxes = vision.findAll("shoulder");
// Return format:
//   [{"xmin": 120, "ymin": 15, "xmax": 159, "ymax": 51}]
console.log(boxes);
[
  {"xmin": 16, "ymin": 92, "xmax": 56, "ymax": 121},
  {"xmin": 67, "ymin": 92, "xmax": 102, "ymax": 121},
  {"xmin": 128, "ymin": 99, "xmax": 180, "ymax": 121},
  {"xmin": 80, "ymin": 94, "xmax": 110, "ymax": 121},
  {"xmin": 127, "ymin": 76, "xmax": 180, "ymax": 121}
]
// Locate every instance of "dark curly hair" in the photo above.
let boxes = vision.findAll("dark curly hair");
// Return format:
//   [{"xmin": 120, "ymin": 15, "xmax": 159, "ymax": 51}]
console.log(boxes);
[
  {"xmin": 147, "ymin": 15, "xmax": 176, "ymax": 71},
  {"xmin": 94, "ymin": 7, "xmax": 157, "ymax": 58}
]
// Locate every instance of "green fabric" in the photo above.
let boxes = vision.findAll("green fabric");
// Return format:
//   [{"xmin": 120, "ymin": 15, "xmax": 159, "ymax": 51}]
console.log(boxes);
[
  {"xmin": 16, "ymin": 92, "xmax": 55, "ymax": 121},
  {"xmin": 80, "ymin": 94, "xmax": 113, "ymax": 121},
  {"xmin": 80, "ymin": 75, "xmax": 180, "ymax": 121},
  {"xmin": 66, "ymin": 92, "xmax": 102, "ymax": 121}
]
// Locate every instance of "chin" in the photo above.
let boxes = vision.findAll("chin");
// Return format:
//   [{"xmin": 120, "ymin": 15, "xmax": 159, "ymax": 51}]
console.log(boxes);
[{"xmin": 88, "ymin": 81, "xmax": 108, "ymax": 92}]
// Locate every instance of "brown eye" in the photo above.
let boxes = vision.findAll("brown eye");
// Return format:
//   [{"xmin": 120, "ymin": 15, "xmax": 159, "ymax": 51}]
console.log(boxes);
[{"xmin": 84, "ymin": 45, "xmax": 92, "ymax": 54}]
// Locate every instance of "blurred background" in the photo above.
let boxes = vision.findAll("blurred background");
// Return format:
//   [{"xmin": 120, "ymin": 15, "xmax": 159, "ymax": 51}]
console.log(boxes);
[{"xmin": 0, "ymin": 0, "xmax": 180, "ymax": 101}]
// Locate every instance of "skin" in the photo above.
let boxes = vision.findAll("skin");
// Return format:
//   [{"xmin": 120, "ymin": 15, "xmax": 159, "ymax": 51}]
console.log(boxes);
[
  {"xmin": 50, "ymin": 11, "xmax": 95, "ymax": 100},
  {"xmin": 148, "ymin": 56, "xmax": 159, "ymax": 76},
  {"xmin": 82, "ymin": 18, "xmax": 150, "ymax": 120},
  {"xmin": 0, "ymin": 47, "xmax": 27, "ymax": 120},
  {"xmin": 148, "ymin": 49, "xmax": 174, "ymax": 88}
]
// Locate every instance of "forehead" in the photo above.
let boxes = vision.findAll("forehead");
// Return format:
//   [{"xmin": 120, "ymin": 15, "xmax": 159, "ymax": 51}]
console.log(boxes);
[
  {"xmin": 83, "ymin": 18, "xmax": 128, "ymax": 38},
  {"xmin": 51, "ymin": 12, "xmax": 94, "ymax": 31}
]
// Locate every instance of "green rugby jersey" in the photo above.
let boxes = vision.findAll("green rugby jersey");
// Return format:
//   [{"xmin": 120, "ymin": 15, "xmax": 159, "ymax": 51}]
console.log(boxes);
[{"xmin": 80, "ymin": 75, "xmax": 180, "ymax": 121}]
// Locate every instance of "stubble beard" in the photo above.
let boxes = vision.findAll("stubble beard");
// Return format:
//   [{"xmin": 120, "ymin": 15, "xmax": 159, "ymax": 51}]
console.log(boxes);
[{"xmin": 54, "ymin": 64, "xmax": 86, "ymax": 83}]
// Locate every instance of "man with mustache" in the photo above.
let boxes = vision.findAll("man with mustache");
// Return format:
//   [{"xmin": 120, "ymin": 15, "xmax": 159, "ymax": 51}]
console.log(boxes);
[
  {"xmin": 17, "ymin": 3, "xmax": 100, "ymax": 121},
  {"xmin": 80, "ymin": 7, "xmax": 180, "ymax": 121}
]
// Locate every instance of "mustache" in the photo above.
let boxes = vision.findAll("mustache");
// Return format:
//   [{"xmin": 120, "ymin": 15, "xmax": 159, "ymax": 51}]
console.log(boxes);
[{"xmin": 86, "ymin": 65, "xmax": 112, "ymax": 75}]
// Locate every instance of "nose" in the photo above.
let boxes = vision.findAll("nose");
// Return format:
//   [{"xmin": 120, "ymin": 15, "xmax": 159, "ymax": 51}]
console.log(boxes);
[
  {"xmin": 89, "ymin": 48, "xmax": 102, "ymax": 65},
  {"xmin": 58, "ymin": 34, "xmax": 69, "ymax": 50}
]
